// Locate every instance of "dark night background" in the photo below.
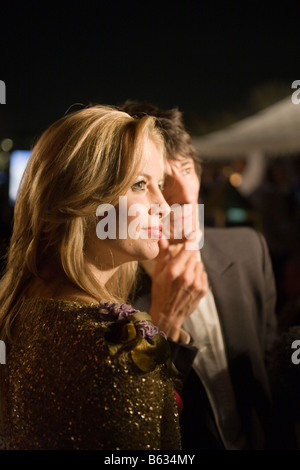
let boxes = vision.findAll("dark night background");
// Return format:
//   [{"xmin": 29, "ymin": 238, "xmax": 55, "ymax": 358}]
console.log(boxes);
[
  {"xmin": 0, "ymin": 0, "xmax": 300, "ymax": 329},
  {"xmin": 0, "ymin": 0, "xmax": 299, "ymax": 142}
]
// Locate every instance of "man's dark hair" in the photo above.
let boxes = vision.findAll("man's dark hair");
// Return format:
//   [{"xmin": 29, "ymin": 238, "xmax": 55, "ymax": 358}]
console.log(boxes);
[{"xmin": 119, "ymin": 100, "xmax": 202, "ymax": 178}]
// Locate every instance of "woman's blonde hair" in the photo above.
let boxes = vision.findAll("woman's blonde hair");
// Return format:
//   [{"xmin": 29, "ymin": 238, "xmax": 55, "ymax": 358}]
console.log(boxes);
[{"xmin": 0, "ymin": 104, "xmax": 164, "ymax": 340}]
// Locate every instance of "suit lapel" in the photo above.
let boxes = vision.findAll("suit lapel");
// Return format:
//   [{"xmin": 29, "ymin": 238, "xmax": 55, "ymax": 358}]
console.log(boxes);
[{"xmin": 201, "ymin": 233, "xmax": 251, "ymax": 365}]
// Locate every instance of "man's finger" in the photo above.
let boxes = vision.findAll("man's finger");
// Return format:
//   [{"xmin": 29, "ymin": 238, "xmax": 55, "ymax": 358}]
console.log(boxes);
[
  {"xmin": 168, "ymin": 243, "xmax": 197, "ymax": 270},
  {"xmin": 153, "ymin": 238, "xmax": 170, "ymax": 273}
]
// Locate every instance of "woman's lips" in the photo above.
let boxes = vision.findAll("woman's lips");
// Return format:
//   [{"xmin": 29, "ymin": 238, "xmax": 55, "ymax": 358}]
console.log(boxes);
[{"xmin": 141, "ymin": 226, "xmax": 163, "ymax": 238}]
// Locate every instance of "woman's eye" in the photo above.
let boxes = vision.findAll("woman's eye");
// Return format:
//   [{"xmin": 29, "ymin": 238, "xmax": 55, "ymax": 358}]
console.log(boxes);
[
  {"xmin": 131, "ymin": 180, "xmax": 147, "ymax": 191},
  {"xmin": 182, "ymin": 167, "xmax": 191, "ymax": 175},
  {"xmin": 158, "ymin": 183, "xmax": 165, "ymax": 191}
]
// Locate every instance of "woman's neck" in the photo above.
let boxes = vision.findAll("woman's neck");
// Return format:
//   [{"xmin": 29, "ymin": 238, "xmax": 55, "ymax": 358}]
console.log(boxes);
[{"xmin": 85, "ymin": 259, "xmax": 119, "ymax": 287}]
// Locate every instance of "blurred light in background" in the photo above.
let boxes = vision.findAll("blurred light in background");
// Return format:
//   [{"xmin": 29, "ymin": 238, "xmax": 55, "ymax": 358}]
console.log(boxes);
[
  {"xmin": 229, "ymin": 172, "xmax": 243, "ymax": 187},
  {"xmin": 1, "ymin": 138, "xmax": 13, "ymax": 152},
  {"xmin": 226, "ymin": 207, "xmax": 247, "ymax": 223},
  {"xmin": 8, "ymin": 150, "xmax": 31, "ymax": 205}
]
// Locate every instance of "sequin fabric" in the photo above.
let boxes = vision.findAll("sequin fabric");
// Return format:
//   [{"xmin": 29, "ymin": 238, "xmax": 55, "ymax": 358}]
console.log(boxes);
[{"xmin": 1, "ymin": 298, "xmax": 181, "ymax": 450}]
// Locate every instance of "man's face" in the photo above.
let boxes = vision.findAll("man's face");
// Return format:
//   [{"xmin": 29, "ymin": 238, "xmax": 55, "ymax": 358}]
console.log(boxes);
[{"xmin": 162, "ymin": 155, "xmax": 200, "ymax": 244}]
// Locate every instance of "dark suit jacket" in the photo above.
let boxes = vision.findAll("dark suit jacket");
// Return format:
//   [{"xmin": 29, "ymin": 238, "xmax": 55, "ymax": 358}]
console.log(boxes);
[{"xmin": 134, "ymin": 227, "xmax": 278, "ymax": 450}]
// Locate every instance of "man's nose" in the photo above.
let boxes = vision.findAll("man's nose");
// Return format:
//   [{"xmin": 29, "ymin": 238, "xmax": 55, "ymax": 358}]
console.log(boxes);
[
  {"xmin": 149, "ymin": 190, "xmax": 170, "ymax": 219},
  {"xmin": 164, "ymin": 175, "xmax": 194, "ymax": 205}
]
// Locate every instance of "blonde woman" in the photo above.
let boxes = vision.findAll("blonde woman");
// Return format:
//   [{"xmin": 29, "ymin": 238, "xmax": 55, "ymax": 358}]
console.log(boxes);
[{"xmin": 0, "ymin": 105, "xmax": 181, "ymax": 450}]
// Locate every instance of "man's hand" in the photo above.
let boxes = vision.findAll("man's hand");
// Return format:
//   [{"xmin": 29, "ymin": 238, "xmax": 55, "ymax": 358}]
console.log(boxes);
[{"xmin": 149, "ymin": 238, "xmax": 208, "ymax": 342}]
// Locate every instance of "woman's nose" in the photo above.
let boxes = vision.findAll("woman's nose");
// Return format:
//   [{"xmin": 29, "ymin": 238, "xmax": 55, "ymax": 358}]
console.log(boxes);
[{"xmin": 149, "ymin": 190, "xmax": 170, "ymax": 220}]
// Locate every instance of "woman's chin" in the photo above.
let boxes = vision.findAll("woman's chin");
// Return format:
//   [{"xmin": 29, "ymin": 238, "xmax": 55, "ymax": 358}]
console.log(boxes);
[{"xmin": 137, "ymin": 239, "xmax": 160, "ymax": 261}]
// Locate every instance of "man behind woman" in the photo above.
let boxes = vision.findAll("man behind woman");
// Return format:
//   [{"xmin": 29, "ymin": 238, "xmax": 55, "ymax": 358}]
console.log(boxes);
[{"xmin": 120, "ymin": 100, "xmax": 279, "ymax": 450}]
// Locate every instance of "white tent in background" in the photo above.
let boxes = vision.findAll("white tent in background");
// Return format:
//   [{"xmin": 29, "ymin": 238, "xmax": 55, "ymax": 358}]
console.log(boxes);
[
  {"xmin": 192, "ymin": 96, "xmax": 300, "ymax": 195},
  {"xmin": 192, "ymin": 96, "xmax": 300, "ymax": 159}
]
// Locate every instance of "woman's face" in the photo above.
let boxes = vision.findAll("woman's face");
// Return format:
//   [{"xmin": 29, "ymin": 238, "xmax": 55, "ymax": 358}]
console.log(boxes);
[{"xmin": 86, "ymin": 139, "xmax": 169, "ymax": 268}]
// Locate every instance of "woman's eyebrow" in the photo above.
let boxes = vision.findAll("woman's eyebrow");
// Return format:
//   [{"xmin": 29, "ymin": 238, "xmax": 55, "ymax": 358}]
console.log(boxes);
[{"xmin": 139, "ymin": 172, "xmax": 164, "ymax": 182}]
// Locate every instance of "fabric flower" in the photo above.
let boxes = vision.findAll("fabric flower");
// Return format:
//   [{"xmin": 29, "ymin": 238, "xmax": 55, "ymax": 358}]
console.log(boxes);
[
  {"xmin": 98, "ymin": 302, "xmax": 137, "ymax": 321},
  {"xmin": 100, "ymin": 303, "xmax": 176, "ymax": 374}
]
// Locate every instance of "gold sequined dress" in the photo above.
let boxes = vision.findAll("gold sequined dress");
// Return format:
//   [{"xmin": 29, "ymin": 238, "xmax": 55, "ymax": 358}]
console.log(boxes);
[{"xmin": 1, "ymin": 298, "xmax": 181, "ymax": 450}]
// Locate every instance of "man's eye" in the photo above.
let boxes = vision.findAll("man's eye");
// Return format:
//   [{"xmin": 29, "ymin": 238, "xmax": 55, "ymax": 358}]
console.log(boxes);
[
  {"xmin": 182, "ymin": 167, "xmax": 191, "ymax": 175},
  {"xmin": 159, "ymin": 182, "xmax": 165, "ymax": 191},
  {"xmin": 132, "ymin": 180, "xmax": 147, "ymax": 191}
]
